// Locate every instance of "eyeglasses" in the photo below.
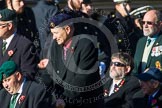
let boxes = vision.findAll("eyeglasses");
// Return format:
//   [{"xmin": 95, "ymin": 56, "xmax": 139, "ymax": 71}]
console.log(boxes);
[
  {"xmin": 141, "ymin": 21, "xmax": 157, "ymax": 25},
  {"xmin": 110, "ymin": 62, "xmax": 126, "ymax": 67},
  {"xmin": 0, "ymin": 23, "xmax": 9, "ymax": 28}
]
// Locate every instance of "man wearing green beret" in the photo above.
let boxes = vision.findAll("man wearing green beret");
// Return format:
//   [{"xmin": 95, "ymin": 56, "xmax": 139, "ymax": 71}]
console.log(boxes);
[
  {"xmin": 0, "ymin": 8, "xmax": 38, "ymax": 80},
  {"xmin": 5, "ymin": 0, "xmax": 40, "ymax": 54},
  {"xmin": 0, "ymin": 61, "xmax": 55, "ymax": 108}
]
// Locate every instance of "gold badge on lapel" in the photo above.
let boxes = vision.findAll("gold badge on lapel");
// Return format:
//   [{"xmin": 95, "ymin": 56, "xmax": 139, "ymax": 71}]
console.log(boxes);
[{"xmin": 155, "ymin": 61, "xmax": 162, "ymax": 70}]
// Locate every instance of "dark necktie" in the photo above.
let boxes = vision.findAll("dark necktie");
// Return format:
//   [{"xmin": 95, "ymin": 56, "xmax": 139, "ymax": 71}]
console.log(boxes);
[
  {"xmin": 10, "ymin": 93, "xmax": 18, "ymax": 108},
  {"xmin": 2, "ymin": 41, "xmax": 7, "ymax": 55},
  {"xmin": 147, "ymin": 39, "xmax": 151, "ymax": 47},
  {"xmin": 113, "ymin": 84, "xmax": 118, "ymax": 93},
  {"xmin": 148, "ymin": 95, "xmax": 153, "ymax": 108}
]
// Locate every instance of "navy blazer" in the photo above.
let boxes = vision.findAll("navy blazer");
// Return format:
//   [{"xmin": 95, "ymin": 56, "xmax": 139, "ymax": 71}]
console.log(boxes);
[{"xmin": 0, "ymin": 34, "xmax": 38, "ymax": 79}]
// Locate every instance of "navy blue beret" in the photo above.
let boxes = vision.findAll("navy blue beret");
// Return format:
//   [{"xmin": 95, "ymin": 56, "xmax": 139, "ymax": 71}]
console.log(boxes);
[
  {"xmin": 50, "ymin": 13, "xmax": 72, "ymax": 28},
  {"xmin": 137, "ymin": 67, "xmax": 162, "ymax": 82}
]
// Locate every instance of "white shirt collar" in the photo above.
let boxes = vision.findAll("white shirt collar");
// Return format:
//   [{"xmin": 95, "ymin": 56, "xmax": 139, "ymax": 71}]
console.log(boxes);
[{"xmin": 3, "ymin": 34, "xmax": 15, "ymax": 49}]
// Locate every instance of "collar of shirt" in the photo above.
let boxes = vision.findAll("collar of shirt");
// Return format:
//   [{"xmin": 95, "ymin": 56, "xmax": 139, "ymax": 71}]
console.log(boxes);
[
  {"xmin": 109, "ymin": 79, "xmax": 122, "ymax": 96},
  {"xmin": 151, "ymin": 88, "xmax": 160, "ymax": 98},
  {"xmin": 63, "ymin": 38, "xmax": 72, "ymax": 49},
  {"xmin": 147, "ymin": 34, "xmax": 158, "ymax": 42},
  {"xmin": 3, "ymin": 34, "xmax": 15, "ymax": 49}
]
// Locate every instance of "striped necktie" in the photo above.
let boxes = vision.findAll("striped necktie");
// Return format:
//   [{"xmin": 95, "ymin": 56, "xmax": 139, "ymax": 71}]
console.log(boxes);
[
  {"xmin": 10, "ymin": 93, "xmax": 18, "ymax": 108},
  {"xmin": 2, "ymin": 41, "xmax": 7, "ymax": 55}
]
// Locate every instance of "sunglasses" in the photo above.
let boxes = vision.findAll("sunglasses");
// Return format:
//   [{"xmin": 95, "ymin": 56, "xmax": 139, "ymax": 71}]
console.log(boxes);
[
  {"xmin": 110, "ymin": 62, "xmax": 126, "ymax": 67},
  {"xmin": 141, "ymin": 21, "xmax": 157, "ymax": 25}
]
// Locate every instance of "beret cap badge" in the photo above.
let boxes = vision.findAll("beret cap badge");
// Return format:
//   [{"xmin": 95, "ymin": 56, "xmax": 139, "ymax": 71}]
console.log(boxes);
[
  {"xmin": 2, "ymin": 74, "xmax": 7, "ymax": 79},
  {"xmin": 50, "ymin": 22, "xmax": 55, "ymax": 28}
]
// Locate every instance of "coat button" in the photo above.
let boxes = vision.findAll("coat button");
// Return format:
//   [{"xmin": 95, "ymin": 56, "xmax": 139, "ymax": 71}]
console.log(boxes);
[{"xmin": 57, "ymin": 70, "xmax": 59, "ymax": 74}]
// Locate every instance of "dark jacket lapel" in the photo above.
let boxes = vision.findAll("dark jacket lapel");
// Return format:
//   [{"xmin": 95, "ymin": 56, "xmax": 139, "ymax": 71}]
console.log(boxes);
[
  {"xmin": 2, "ymin": 35, "xmax": 19, "ymax": 61},
  {"xmin": 15, "ymin": 80, "xmax": 32, "ymax": 108}
]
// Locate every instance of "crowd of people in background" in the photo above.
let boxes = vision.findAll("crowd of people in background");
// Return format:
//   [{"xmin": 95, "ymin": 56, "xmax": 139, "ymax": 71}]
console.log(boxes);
[{"xmin": 0, "ymin": 0, "xmax": 162, "ymax": 108}]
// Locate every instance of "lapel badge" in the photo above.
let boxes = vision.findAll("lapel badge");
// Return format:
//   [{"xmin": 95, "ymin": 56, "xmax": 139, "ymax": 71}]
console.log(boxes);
[
  {"xmin": 0, "ymin": 14, "xmax": 2, "ymax": 19},
  {"xmin": 155, "ymin": 61, "xmax": 162, "ymax": 70}
]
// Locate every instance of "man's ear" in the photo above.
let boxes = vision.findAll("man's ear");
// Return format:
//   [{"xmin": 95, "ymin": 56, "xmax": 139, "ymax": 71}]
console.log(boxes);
[
  {"xmin": 64, "ymin": 26, "xmax": 71, "ymax": 34},
  {"xmin": 153, "ymin": 80, "xmax": 160, "ymax": 89},
  {"xmin": 7, "ymin": 23, "xmax": 13, "ymax": 30},
  {"xmin": 15, "ymin": 72, "xmax": 22, "ymax": 81},
  {"xmin": 125, "ymin": 66, "xmax": 131, "ymax": 75}
]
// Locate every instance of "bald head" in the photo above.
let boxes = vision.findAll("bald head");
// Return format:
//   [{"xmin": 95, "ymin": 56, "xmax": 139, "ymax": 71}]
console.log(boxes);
[
  {"xmin": 142, "ymin": 10, "xmax": 162, "ymax": 37},
  {"xmin": 144, "ymin": 10, "xmax": 162, "ymax": 22}
]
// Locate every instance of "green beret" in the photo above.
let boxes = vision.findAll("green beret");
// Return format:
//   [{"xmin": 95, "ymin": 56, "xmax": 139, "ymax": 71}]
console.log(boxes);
[
  {"xmin": 0, "ymin": 8, "xmax": 16, "ymax": 21},
  {"xmin": 0, "ymin": 61, "xmax": 17, "ymax": 81}
]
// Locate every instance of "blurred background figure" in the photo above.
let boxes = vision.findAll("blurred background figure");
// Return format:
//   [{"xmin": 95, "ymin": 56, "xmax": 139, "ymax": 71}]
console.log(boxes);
[
  {"xmin": 80, "ymin": 0, "xmax": 92, "ymax": 16},
  {"xmin": 0, "ymin": 0, "xmax": 5, "ymax": 10},
  {"xmin": 130, "ymin": 5, "xmax": 154, "ymax": 30},
  {"xmin": 32, "ymin": 0, "xmax": 60, "ymax": 58},
  {"xmin": 104, "ymin": 0, "xmax": 142, "ymax": 57}
]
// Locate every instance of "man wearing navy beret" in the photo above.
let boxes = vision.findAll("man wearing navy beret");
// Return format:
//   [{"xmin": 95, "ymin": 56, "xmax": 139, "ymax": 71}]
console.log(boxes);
[
  {"xmin": 0, "ymin": 61, "xmax": 55, "ymax": 108},
  {"xmin": 0, "ymin": 8, "xmax": 38, "ymax": 80},
  {"xmin": 38, "ymin": 13, "xmax": 103, "ymax": 108},
  {"xmin": 133, "ymin": 67, "xmax": 162, "ymax": 108}
]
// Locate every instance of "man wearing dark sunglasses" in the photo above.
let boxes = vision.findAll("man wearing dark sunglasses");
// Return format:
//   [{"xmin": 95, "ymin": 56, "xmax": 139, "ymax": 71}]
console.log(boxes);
[
  {"xmin": 132, "ymin": 9, "xmax": 162, "ymax": 75},
  {"xmin": 104, "ymin": 52, "xmax": 141, "ymax": 108}
]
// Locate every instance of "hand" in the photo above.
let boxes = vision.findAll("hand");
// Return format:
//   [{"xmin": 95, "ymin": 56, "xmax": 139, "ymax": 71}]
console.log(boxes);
[
  {"xmin": 56, "ymin": 99, "xmax": 66, "ymax": 108},
  {"xmin": 38, "ymin": 59, "xmax": 49, "ymax": 69}
]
